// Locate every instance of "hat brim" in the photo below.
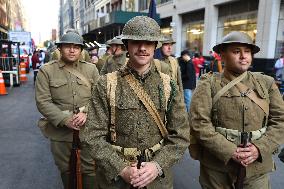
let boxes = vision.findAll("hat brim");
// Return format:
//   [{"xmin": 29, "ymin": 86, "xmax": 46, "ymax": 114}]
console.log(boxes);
[
  {"xmin": 121, "ymin": 35, "xmax": 166, "ymax": 42},
  {"xmin": 213, "ymin": 42, "xmax": 260, "ymax": 54},
  {"xmin": 55, "ymin": 41, "xmax": 84, "ymax": 46}
]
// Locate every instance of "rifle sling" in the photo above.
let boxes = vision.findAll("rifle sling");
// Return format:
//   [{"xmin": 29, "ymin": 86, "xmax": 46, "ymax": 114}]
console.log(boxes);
[
  {"xmin": 125, "ymin": 74, "xmax": 168, "ymax": 138},
  {"xmin": 63, "ymin": 66, "xmax": 92, "ymax": 90},
  {"xmin": 212, "ymin": 71, "xmax": 247, "ymax": 106}
]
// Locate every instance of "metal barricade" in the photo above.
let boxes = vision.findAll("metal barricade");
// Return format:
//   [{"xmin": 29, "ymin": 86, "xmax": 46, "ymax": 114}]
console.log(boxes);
[
  {"xmin": 0, "ymin": 57, "xmax": 19, "ymax": 71},
  {"xmin": 0, "ymin": 57, "xmax": 20, "ymax": 86}
]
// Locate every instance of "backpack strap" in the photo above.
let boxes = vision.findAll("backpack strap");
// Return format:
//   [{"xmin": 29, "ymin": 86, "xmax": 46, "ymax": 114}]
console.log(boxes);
[
  {"xmin": 106, "ymin": 71, "xmax": 118, "ymax": 143},
  {"xmin": 168, "ymin": 56, "xmax": 178, "ymax": 81},
  {"xmin": 153, "ymin": 59, "xmax": 161, "ymax": 72},
  {"xmin": 159, "ymin": 72, "xmax": 171, "ymax": 111}
]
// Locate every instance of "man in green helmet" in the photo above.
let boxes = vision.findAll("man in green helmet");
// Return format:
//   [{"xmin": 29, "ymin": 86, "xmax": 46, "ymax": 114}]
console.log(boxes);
[
  {"xmin": 35, "ymin": 31, "xmax": 99, "ymax": 189},
  {"xmin": 83, "ymin": 16, "xmax": 189, "ymax": 189},
  {"xmin": 157, "ymin": 36, "xmax": 183, "ymax": 93},
  {"xmin": 96, "ymin": 40, "xmax": 113, "ymax": 73},
  {"xmin": 189, "ymin": 31, "xmax": 284, "ymax": 189},
  {"xmin": 100, "ymin": 36, "xmax": 127, "ymax": 75}
]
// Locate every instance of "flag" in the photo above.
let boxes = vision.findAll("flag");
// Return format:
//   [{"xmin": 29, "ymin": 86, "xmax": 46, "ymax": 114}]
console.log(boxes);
[{"xmin": 148, "ymin": 0, "xmax": 157, "ymax": 19}]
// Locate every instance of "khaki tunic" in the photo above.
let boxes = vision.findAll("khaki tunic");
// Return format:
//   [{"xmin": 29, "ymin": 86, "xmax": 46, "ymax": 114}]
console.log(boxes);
[
  {"xmin": 100, "ymin": 52, "xmax": 127, "ymax": 75},
  {"xmin": 160, "ymin": 56, "xmax": 183, "ymax": 93},
  {"xmin": 96, "ymin": 53, "xmax": 110, "ymax": 73},
  {"xmin": 84, "ymin": 63, "xmax": 190, "ymax": 189},
  {"xmin": 190, "ymin": 72, "xmax": 284, "ymax": 181},
  {"xmin": 35, "ymin": 60, "xmax": 99, "ymax": 142}
]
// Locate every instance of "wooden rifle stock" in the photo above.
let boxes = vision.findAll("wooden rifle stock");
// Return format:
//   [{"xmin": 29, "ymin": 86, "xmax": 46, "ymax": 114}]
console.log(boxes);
[{"xmin": 69, "ymin": 107, "xmax": 82, "ymax": 189}]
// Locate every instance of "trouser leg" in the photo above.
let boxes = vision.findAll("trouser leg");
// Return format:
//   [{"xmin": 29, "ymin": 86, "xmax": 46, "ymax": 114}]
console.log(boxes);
[
  {"xmin": 244, "ymin": 173, "xmax": 271, "ymax": 189},
  {"xmin": 50, "ymin": 140, "xmax": 96, "ymax": 188}
]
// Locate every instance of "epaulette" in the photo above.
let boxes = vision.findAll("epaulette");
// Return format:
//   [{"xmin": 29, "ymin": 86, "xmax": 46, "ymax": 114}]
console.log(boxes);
[
  {"xmin": 79, "ymin": 60, "xmax": 95, "ymax": 66},
  {"xmin": 42, "ymin": 60, "xmax": 58, "ymax": 66}
]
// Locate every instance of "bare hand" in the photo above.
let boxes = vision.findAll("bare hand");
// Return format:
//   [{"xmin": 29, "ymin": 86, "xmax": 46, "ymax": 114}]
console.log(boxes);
[
  {"xmin": 65, "ymin": 117, "xmax": 79, "ymax": 130},
  {"xmin": 72, "ymin": 112, "xmax": 87, "ymax": 128},
  {"xmin": 130, "ymin": 162, "xmax": 159, "ymax": 188},
  {"xmin": 119, "ymin": 165, "xmax": 138, "ymax": 184},
  {"xmin": 231, "ymin": 143, "xmax": 259, "ymax": 167}
]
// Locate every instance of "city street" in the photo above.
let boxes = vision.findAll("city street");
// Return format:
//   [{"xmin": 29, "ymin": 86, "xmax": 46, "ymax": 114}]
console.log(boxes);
[{"xmin": 0, "ymin": 73, "xmax": 284, "ymax": 189}]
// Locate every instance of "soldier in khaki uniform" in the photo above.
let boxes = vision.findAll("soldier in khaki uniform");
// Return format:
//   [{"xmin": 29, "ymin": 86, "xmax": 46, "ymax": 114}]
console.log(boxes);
[
  {"xmin": 51, "ymin": 29, "xmax": 91, "ymax": 62},
  {"xmin": 35, "ymin": 32, "xmax": 99, "ymax": 189},
  {"xmin": 100, "ymin": 36, "xmax": 127, "ymax": 75},
  {"xmin": 158, "ymin": 37, "xmax": 183, "ymax": 92},
  {"xmin": 96, "ymin": 39, "xmax": 113, "ymax": 73},
  {"xmin": 83, "ymin": 16, "xmax": 189, "ymax": 189},
  {"xmin": 189, "ymin": 31, "xmax": 284, "ymax": 189}
]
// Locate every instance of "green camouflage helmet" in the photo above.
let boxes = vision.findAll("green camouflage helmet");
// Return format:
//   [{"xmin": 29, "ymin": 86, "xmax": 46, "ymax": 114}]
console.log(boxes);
[
  {"xmin": 122, "ymin": 16, "xmax": 165, "ymax": 42},
  {"xmin": 213, "ymin": 31, "xmax": 260, "ymax": 54},
  {"xmin": 55, "ymin": 32, "xmax": 84, "ymax": 46}
]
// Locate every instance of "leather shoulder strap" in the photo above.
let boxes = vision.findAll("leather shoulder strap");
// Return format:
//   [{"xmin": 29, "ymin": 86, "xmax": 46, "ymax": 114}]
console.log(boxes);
[
  {"xmin": 63, "ymin": 66, "xmax": 91, "ymax": 89},
  {"xmin": 212, "ymin": 71, "xmax": 247, "ymax": 105},
  {"xmin": 125, "ymin": 74, "xmax": 169, "ymax": 138},
  {"xmin": 236, "ymin": 82, "xmax": 269, "ymax": 115}
]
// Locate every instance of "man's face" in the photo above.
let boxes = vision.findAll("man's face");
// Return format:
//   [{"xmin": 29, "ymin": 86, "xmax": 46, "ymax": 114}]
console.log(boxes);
[
  {"xmin": 127, "ymin": 40, "xmax": 156, "ymax": 67},
  {"xmin": 221, "ymin": 44, "xmax": 253, "ymax": 74},
  {"xmin": 60, "ymin": 44, "xmax": 82, "ymax": 63},
  {"xmin": 161, "ymin": 43, "xmax": 173, "ymax": 57},
  {"xmin": 111, "ymin": 44, "xmax": 122, "ymax": 55}
]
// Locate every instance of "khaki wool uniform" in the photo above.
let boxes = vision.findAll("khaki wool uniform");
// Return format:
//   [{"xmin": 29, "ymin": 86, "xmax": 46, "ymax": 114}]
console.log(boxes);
[
  {"xmin": 35, "ymin": 59, "xmax": 99, "ymax": 188},
  {"xmin": 51, "ymin": 48, "xmax": 92, "ymax": 62},
  {"xmin": 189, "ymin": 71, "xmax": 284, "ymax": 189},
  {"xmin": 96, "ymin": 53, "xmax": 110, "ymax": 73},
  {"xmin": 100, "ymin": 52, "xmax": 127, "ymax": 75},
  {"xmin": 83, "ymin": 62, "xmax": 190, "ymax": 189},
  {"xmin": 160, "ymin": 56, "xmax": 183, "ymax": 93}
]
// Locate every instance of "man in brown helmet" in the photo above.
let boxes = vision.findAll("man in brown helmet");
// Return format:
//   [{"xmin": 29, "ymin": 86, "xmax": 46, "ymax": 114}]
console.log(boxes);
[{"xmin": 189, "ymin": 31, "xmax": 284, "ymax": 189}]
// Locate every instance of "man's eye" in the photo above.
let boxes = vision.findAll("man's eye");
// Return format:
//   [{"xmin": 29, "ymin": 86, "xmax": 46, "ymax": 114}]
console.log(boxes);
[{"xmin": 233, "ymin": 51, "xmax": 240, "ymax": 54}]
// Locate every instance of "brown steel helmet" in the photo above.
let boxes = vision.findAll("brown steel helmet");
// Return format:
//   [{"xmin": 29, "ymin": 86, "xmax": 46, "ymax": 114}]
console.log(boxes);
[
  {"xmin": 213, "ymin": 31, "xmax": 260, "ymax": 54},
  {"xmin": 122, "ymin": 16, "xmax": 165, "ymax": 42},
  {"xmin": 161, "ymin": 36, "xmax": 176, "ymax": 45},
  {"xmin": 109, "ymin": 36, "xmax": 124, "ymax": 45},
  {"xmin": 56, "ymin": 32, "xmax": 84, "ymax": 46}
]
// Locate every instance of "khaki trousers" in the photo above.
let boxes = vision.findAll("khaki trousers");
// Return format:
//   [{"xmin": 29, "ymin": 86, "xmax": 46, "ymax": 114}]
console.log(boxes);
[
  {"xmin": 50, "ymin": 140, "xmax": 95, "ymax": 175},
  {"xmin": 199, "ymin": 164, "xmax": 271, "ymax": 189}
]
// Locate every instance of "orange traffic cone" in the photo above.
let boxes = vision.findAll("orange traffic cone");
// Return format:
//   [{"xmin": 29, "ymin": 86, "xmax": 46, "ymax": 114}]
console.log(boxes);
[
  {"xmin": 20, "ymin": 62, "xmax": 28, "ymax": 82},
  {"xmin": 0, "ymin": 70, "xmax": 8, "ymax": 95}
]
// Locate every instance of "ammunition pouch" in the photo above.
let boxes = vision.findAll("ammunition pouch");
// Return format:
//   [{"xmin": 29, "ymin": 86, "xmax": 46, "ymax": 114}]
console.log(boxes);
[
  {"xmin": 112, "ymin": 139, "xmax": 164, "ymax": 164},
  {"xmin": 215, "ymin": 127, "xmax": 267, "ymax": 146}
]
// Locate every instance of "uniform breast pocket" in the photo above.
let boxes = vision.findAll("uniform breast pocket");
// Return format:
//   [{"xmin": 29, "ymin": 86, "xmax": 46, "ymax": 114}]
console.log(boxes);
[
  {"xmin": 49, "ymin": 79, "xmax": 68, "ymax": 100},
  {"xmin": 115, "ymin": 99, "xmax": 140, "ymax": 136}
]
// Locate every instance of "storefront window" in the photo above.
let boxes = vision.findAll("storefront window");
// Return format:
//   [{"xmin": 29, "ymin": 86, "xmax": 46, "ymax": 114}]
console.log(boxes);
[
  {"xmin": 217, "ymin": 0, "xmax": 258, "ymax": 46},
  {"xmin": 161, "ymin": 27, "xmax": 172, "ymax": 38},
  {"xmin": 217, "ymin": 12, "xmax": 257, "ymax": 44},
  {"xmin": 275, "ymin": 0, "xmax": 284, "ymax": 58},
  {"xmin": 185, "ymin": 22, "xmax": 204, "ymax": 53}
]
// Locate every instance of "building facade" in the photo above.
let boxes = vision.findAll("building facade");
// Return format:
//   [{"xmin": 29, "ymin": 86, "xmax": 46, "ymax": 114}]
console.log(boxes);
[
  {"xmin": 152, "ymin": 0, "xmax": 284, "ymax": 73},
  {"xmin": 0, "ymin": 0, "xmax": 27, "ymax": 39},
  {"xmin": 58, "ymin": 0, "xmax": 284, "ymax": 73}
]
